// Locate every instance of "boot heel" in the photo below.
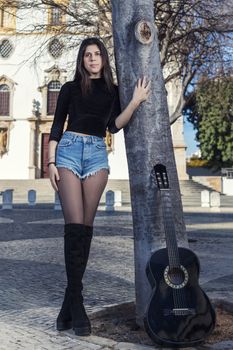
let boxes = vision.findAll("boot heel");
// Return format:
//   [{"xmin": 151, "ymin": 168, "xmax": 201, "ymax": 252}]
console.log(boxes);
[{"xmin": 73, "ymin": 325, "xmax": 91, "ymax": 336}]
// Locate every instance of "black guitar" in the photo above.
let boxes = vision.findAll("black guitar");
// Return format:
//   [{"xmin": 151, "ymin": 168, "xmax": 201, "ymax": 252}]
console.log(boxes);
[{"xmin": 144, "ymin": 164, "xmax": 216, "ymax": 348}]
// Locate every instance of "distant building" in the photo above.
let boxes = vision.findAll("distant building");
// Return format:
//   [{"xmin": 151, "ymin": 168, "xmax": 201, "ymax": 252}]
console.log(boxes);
[{"xmin": 0, "ymin": 1, "xmax": 188, "ymax": 180}]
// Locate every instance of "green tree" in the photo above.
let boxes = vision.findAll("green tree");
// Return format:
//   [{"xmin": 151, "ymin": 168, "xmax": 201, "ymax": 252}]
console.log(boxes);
[{"xmin": 186, "ymin": 75, "xmax": 233, "ymax": 168}]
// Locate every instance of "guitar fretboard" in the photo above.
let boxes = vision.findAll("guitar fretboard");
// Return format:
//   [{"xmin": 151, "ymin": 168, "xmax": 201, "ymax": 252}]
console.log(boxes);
[
  {"xmin": 160, "ymin": 189, "xmax": 188, "ymax": 309},
  {"xmin": 160, "ymin": 189, "xmax": 180, "ymax": 268}
]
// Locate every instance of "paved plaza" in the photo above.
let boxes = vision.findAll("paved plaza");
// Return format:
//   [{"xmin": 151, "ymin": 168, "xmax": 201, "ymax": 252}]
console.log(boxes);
[{"xmin": 0, "ymin": 207, "xmax": 233, "ymax": 349}]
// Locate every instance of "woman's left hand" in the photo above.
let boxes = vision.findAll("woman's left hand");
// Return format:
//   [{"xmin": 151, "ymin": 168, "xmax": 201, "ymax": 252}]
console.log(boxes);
[{"xmin": 132, "ymin": 77, "xmax": 151, "ymax": 107}]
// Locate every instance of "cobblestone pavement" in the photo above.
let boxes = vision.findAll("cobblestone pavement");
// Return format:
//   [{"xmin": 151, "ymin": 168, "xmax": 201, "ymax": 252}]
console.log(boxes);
[{"xmin": 0, "ymin": 208, "xmax": 233, "ymax": 349}]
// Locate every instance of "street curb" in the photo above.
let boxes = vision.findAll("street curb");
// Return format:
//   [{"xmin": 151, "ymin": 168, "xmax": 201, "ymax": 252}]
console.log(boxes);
[
  {"xmin": 212, "ymin": 298, "xmax": 233, "ymax": 314},
  {"xmin": 89, "ymin": 300, "xmax": 134, "ymax": 319}
]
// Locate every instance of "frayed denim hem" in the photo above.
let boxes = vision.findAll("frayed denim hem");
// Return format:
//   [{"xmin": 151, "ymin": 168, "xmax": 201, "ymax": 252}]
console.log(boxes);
[
  {"xmin": 56, "ymin": 165, "xmax": 82, "ymax": 180},
  {"xmin": 56, "ymin": 165, "xmax": 109, "ymax": 181},
  {"xmin": 81, "ymin": 167, "xmax": 110, "ymax": 180}
]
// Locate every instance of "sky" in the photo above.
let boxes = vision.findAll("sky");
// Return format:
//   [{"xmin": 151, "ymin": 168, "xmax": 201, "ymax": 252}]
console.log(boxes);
[{"xmin": 183, "ymin": 117, "xmax": 199, "ymax": 157}]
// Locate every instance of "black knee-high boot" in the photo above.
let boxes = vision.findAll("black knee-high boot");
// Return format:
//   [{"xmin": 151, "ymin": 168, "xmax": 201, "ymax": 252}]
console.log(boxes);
[
  {"xmin": 56, "ymin": 224, "xmax": 93, "ymax": 333},
  {"xmin": 56, "ymin": 224, "xmax": 93, "ymax": 332}
]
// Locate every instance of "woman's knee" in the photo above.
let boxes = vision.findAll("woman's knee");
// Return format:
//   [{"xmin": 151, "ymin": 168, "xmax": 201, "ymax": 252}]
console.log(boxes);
[{"xmin": 65, "ymin": 219, "xmax": 84, "ymax": 225}]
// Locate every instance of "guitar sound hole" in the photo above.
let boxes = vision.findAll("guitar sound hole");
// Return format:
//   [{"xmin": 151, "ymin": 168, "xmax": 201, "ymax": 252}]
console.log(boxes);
[
  {"xmin": 168, "ymin": 267, "xmax": 185, "ymax": 285},
  {"xmin": 164, "ymin": 265, "xmax": 189, "ymax": 289}
]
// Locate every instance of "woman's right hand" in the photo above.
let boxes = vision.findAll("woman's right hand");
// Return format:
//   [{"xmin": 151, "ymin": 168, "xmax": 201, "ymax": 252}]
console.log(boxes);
[
  {"xmin": 49, "ymin": 164, "xmax": 60, "ymax": 192},
  {"xmin": 131, "ymin": 76, "xmax": 151, "ymax": 107}
]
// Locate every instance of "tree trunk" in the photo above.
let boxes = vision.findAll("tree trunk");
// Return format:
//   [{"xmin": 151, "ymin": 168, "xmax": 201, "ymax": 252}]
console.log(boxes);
[{"xmin": 111, "ymin": 0, "xmax": 188, "ymax": 326}]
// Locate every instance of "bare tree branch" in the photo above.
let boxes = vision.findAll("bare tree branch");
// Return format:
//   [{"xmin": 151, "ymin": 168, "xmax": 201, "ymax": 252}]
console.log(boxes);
[{"xmin": 3, "ymin": 0, "xmax": 231, "ymax": 124}]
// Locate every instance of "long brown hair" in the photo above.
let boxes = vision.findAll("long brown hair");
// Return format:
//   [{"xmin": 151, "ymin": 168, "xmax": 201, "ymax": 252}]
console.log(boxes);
[{"xmin": 74, "ymin": 37, "xmax": 114, "ymax": 96}]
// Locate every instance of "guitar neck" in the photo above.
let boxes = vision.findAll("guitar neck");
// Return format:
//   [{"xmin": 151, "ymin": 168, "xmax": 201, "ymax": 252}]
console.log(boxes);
[{"xmin": 160, "ymin": 189, "xmax": 180, "ymax": 268}]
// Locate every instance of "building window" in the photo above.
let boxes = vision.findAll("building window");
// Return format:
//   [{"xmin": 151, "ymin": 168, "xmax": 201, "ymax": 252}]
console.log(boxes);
[
  {"xmin": 0, "ymin": 39, "xmax": 13, "ymax": 58},
  {"xmin": 0, "ymin": 8, "xmax": 3, "ymax": 27},
  {"xmin": 38, "ymin": 65, "xmax": 67, "ymax": 118},
  {"xmin": 0, "ymin": 7, "xmax": 9, "ymax": 27},
  {"xmin": 48, "ymin": 38, "xmax": 63, "ymax": 58},
  {"xmin": 50, "ymin": 6, "xmax": 63, "ymax": 25},
  {"xmin": 47, "ymin": 80, "xmax": 61, "ymax": 115},
  {"xmin": 0, "ymin": 6, "xmax": 16, "ymax": 30},
  {"xmin": 0, "ymin": 84, "xmax": 10, "ymax": 116}
]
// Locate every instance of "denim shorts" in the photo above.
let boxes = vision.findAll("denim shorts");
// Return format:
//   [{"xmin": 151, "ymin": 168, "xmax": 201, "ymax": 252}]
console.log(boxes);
[{"xmin": 55, "ymin": 131, "xmax": 109, "ymax": 180}]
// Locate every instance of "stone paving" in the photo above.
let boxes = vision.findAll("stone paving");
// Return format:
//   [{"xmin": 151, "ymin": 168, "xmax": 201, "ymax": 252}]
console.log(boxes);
[{"xmin": 0, "ymin": 208, "xmax": 233, "ymax": 349}]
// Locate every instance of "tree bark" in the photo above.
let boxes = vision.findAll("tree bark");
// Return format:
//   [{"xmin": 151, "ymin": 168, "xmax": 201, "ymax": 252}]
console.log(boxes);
[{"xmin": 111, "ymin": 0, "xmax": 188, "ymax": 326}]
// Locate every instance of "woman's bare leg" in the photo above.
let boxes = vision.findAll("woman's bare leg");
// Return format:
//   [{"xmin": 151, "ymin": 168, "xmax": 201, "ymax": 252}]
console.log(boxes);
[
  {"xmin": 57, "ymin": 167, "xmax": 84, "ymax": 224},
  {"xmin": 82, "ymin": 169, "xmax": 108, "ymax": 226}
]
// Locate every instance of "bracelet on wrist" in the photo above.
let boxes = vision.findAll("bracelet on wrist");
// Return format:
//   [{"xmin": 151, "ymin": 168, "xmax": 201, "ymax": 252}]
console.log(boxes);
[{"xmin": 47, "ymin": 161, "xmax": 56, "ymax": 167}]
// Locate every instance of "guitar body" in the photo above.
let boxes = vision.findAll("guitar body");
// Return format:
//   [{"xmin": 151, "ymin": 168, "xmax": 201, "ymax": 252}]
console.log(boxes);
[
  {"xmin": 144, "ymin": 247, "xmax": 216, "ymax": 347},
  {"xmin": 144, "ymin": 164, "xmax": 215, "ymax": 347}
]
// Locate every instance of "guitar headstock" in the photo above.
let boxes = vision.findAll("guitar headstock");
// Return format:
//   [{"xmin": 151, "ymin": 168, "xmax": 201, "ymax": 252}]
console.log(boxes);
[{"xmin": 153, "ymin": 164, "xmax": 170, "ymax": 190}]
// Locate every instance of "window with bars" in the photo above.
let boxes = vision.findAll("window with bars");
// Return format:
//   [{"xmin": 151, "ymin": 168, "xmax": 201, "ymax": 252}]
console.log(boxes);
[
  {"xmin": 47, "ymin": 80, "xmax": 61, "ymax": 115},
  {"xmin": 0, "ymin": 39, "xmax": 13, "ymax": 58},
  {"xmin": 50, "ymin": 7, "xmax": 63, "ymax": 25},
  {"xmin": 0, "ymin": 84, "xmax": 10, "ymax": 116},
  {"xmin": 48, "ymin": 38, "xmax": 63, "ymax": 58}
]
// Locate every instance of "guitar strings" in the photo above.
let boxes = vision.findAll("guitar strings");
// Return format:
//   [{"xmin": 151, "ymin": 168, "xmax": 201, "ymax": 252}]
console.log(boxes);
[
  {"xmin": 159, "ymin": 113, "xmax": 188, "ymax": 311},
  {"xmin": 161, "ymin": 191, "xmax": 187, "ymax": 309},
  {"xmin": 161, "ymin": 193, "xmax": 182, "ymax": 309}
]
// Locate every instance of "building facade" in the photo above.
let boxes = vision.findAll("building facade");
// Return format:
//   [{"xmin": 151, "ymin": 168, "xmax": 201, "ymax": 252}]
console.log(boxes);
[{"xmin": 0, "ymin": 1, "xmax": 188, "ymax": 180}]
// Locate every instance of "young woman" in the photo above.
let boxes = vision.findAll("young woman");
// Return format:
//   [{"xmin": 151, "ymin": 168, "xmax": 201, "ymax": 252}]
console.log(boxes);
[{"xmin": 48, "ymin": 37, "xmax": 150, "ymax": 337}]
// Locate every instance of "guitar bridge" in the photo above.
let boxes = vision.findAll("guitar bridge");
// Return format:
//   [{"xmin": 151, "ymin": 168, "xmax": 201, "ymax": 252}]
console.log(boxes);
[{"xmin": 163, "ymin": 308, "xmax": 196, "ymax": 316}]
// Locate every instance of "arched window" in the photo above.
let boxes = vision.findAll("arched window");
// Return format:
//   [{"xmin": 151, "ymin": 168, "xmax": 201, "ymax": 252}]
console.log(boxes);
[
  {"xmin": 47, "ymin": 80, "xmax": 61, "ymax": 115},
  {"xmin": 0, "ymin": 84, "xmax": 10, "ymax": 116}
]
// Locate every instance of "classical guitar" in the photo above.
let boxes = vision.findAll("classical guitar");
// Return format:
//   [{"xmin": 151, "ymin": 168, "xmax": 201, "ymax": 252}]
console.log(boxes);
[{"xmin": 144, "ymin": 163, "xmax": 216, "ymax": 348}]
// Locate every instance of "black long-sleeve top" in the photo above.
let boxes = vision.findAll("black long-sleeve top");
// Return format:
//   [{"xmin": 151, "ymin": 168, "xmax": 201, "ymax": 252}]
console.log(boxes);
[{"xmin": 49, "ymin": 77, "xmax": 121, "ymax": 142}]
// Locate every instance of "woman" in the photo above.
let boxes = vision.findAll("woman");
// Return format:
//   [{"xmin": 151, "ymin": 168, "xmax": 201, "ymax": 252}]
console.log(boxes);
[{"xmin": 48, "ymin": 37, "xmax": 150, "ymax": 336}]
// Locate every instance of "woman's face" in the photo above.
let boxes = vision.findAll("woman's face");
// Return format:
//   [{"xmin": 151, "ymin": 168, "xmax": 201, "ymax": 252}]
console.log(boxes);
[{"xmin": 83, "ymin": 44, "xmax": 103, "ymax": 78}]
